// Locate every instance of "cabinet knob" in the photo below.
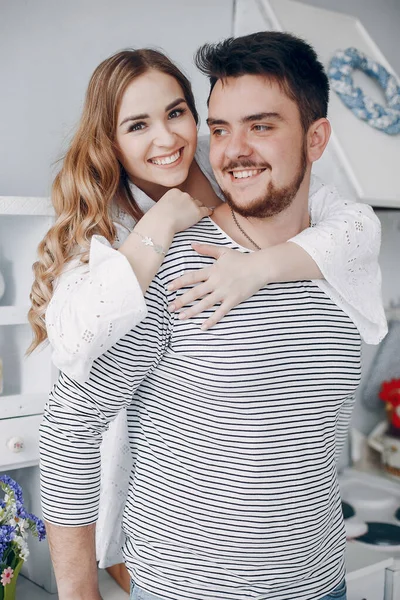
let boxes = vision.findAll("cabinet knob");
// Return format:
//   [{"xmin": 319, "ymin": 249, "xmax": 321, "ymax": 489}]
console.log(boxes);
[{"xmin": 7, "ymin": 437, "xmax": 25, "ymax": 453}]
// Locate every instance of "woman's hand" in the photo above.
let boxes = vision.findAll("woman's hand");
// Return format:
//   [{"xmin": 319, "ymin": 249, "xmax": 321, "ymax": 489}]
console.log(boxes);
[
  {"xmin": 154, "ymin": 189, "xmax": 213, "ymax": 235},
  {"xmin": 167, "ymin": 243, "xmax": 266, "ymax": 330}
]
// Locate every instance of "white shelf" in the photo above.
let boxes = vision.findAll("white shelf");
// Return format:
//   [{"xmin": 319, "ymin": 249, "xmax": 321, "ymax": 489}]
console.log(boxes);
[
  {"xmin": 0, "ymin": 196, "xmax": 53, "ymax": 216},
  {"xmin": 0, "ymin": 305, "xmax": 29, "ymax": 325},
  {"xmin": 0, "ymin": 393, "xmax": 47, "ymax": 419}
]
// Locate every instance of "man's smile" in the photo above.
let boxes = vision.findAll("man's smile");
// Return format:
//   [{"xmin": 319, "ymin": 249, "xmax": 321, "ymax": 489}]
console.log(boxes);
[{"xmin": 229, "ymin": 168, "xmax": 266, "ymax": 180}]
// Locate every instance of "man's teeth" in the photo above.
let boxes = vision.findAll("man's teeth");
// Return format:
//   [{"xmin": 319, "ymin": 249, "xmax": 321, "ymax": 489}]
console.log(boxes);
[
  {"xmin": 232, "ymin": 169, "xmax": 263, "ymax": 179},
  {"xmin": 150, "ymin": 150, "xmax": 181, "ymax": 165}
]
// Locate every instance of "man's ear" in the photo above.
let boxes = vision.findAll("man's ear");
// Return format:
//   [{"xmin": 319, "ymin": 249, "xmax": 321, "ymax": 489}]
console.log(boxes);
[{"xmin": 307, "ymin": 118, "xmax": 331, "ymax": 163}]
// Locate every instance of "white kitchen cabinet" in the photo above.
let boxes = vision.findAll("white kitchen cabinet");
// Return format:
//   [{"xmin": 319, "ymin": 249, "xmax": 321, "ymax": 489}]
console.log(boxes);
[
  {"xmin": 347, "ymin": 568, "xmax": 385, "ymax": 600},
  {"xmin": 385, "ymin": 566, "xmax": 400, "ymax": 600},
  {"xmin": 0, "ymin": 196, "xmax": 56, "ymax": 459},
  {"xmin": 0, "ymin": 196, "xmax": 58, "ymax": 593},
  {"xmin": 345, "ymin": 539, "xmax": 397, "ymax": 600}
]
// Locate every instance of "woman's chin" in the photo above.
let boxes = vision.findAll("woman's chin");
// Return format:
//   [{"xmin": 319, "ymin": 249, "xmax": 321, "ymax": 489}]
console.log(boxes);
[{"xmin": 154, "ymin": 166, "xmax": 191, "ymax": 188}]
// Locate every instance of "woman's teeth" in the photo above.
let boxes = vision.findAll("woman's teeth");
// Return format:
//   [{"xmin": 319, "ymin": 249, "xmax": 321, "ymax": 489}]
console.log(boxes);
[
  {"xmin": 232, "ymin": 169, "xmax": 263, "ymax": 179},
  {"xmin": 150, "ymin": 150, "xmax": 181, "ymax": 165}
]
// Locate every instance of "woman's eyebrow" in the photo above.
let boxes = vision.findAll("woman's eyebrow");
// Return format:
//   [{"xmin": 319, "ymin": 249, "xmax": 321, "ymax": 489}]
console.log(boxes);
[
  {"xmin": 165, "ymin": 97, "xmax": 186, "ymax": 111},
  {"xmin": 119, "ymin": 97, "xmax": 186, "ymax": 127},
  {"xmin": 119, "ymin": 113, "xmax": 149, "ymax": 127}
]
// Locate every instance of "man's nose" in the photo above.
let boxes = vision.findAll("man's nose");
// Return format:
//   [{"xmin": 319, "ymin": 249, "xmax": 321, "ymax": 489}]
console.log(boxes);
[{"xmin": 224, "ymin": 131, "xmax": 252, "ymax": 160}]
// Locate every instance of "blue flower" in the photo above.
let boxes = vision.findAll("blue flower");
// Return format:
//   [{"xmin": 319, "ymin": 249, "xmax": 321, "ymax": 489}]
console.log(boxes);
[
  {"xmin": 0, "ymin": 525, "xmax": 15, "ymax": 562},
  {"xmin": 26, "ymin": 513, "xmax": 46, "ymax": 542},
  {"xmin": 0, "ymin": 475, "xmax": 24, "ymax": 504},
  {"xmin": 0, "ymin": 475, "xmax": 46, "ymax": 564},
  {"xmin": 15, "ymin": 500, "xmax": 27, "ymax": 519}
]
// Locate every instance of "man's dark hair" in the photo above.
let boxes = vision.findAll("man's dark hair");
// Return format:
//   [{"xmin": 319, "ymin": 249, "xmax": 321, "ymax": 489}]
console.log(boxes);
[{"xmin": 195, "ymin": 31, "xmax": 329, "ymax": 132}]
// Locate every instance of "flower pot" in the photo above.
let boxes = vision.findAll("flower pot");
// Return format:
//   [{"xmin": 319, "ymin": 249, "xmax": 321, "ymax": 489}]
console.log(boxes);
[{"xmin": 1, "ymin": 559, "xmax": 24, "ymax": 600}]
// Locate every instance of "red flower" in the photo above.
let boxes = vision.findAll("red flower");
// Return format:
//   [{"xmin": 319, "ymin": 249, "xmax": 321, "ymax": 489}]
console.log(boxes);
[
  {"xmin": 380, "ymin": 379, "xmax": 400, "ymax": 430},
  {"xmin": 380, "ymin": 379, "xmax": 400, "ymax": 405}
]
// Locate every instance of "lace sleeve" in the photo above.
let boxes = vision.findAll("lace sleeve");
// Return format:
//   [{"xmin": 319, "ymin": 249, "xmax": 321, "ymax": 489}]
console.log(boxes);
[
  {"xmin": 45, "ymin": 234, "xmax": 147, "ymax": 383},
  {"xmin": 289, "ymin": 176, "xmax": 387, "ymax": 345}
]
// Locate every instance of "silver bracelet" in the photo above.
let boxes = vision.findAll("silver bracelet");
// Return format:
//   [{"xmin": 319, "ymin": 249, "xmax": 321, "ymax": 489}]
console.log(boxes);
[{"xmin": 133, "ymin": 231, "xmax": 166, "ymax": 255}]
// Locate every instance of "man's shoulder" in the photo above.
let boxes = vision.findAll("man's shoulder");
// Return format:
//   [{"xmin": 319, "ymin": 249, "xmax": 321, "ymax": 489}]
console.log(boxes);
[
  {"xmin": 156, "ymin": 218, "xmax": 229, "ymax": 281},
  {"xmin": 167, "ymin": 218, "xmax": 225, "ymax": 256}
]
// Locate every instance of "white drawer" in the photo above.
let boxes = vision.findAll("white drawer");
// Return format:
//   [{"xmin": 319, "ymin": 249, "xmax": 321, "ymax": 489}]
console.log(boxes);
[
  {"xmin": 347, "ymin": 568, "xmax": 385, "ymax": 600},
  {"xmin": 0, "ymin": 414, "xmax": 42, "ymax": 470}
]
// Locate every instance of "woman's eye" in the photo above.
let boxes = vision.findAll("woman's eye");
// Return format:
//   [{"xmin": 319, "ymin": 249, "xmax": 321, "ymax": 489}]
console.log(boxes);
[
  {"xmin": 128, "ymin": 121, "xmax": 146, "ymax": 132},
  {"xmin": 168, "ymin": 108, "xmax": 186, "ymax": 119}
]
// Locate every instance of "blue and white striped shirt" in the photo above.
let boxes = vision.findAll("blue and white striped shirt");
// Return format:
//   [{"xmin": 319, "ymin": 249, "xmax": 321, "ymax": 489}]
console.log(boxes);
[{"xmin": 40, "ymin": 217, "xmax": 361, "ymax": 600}]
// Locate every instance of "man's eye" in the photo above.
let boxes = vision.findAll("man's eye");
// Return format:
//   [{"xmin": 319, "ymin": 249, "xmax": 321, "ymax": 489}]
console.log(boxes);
[
  {"xmin": 168, "ymin": 108, "xmax": 186, "ymax": 119},
  {"xmin": 212, "ymin": 128, "xmax": 228, "ymax": 137},
  {"xmin": 253, "ymin": 125, "xmax": 271, "ymax": 132},
  {"xmin": 128, "ymin": 122, "xmax": 146, "ymax": 132}
]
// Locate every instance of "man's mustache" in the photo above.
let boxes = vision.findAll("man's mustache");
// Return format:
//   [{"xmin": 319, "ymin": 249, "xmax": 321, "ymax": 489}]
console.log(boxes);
[{"xmin": 222, "ymin": 160, "xmax": 272, "ymax": 172}]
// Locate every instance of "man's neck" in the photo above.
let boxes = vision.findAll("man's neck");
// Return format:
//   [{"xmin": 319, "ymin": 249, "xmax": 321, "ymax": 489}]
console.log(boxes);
[{"xmin": 212, "ymin": 175, "xmax": 311, "ymax": 249}]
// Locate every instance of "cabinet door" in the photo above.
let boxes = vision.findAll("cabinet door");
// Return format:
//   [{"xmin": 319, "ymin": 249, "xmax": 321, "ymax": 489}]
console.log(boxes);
[
  {"xmin": 347, "ymin": 568, "xmax": 385, "ymax": 600},
  {"xmin": 0, "ymin": 205, "xmax": 56, "ymax": 425},
  {"xmin": 385, "ymin": 568, "xmax": 400, "ymax": 600},
  {"xmin": 0, "ymin": 412, "xmax": 42, "ymax": 470}
]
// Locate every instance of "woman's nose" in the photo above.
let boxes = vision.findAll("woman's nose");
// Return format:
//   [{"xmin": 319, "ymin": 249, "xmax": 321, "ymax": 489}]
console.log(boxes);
[{"xmin": 153, "ymin": 123, "xmax": 177, "ymax": 148}]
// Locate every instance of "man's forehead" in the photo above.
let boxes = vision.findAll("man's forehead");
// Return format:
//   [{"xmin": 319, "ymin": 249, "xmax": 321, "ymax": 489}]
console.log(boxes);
[
  {"xmin": 210, "ymin": 74, "xmax": 282, "ymax": 94},
  {"xmin": 208, "ymin": 75, "xmax": 292, "ymax": 120}
]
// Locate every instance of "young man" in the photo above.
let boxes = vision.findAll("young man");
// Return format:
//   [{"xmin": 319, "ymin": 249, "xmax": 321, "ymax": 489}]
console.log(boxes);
[{"xmin": 40, "ymin": 33, "xmax": 360, "ymax": 600}]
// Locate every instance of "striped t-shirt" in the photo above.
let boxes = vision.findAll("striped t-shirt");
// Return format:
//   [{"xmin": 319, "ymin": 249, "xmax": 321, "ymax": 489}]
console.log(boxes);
[{"xmin": 40, "ymin": 217, "xmax": 361, "ymax": 600}]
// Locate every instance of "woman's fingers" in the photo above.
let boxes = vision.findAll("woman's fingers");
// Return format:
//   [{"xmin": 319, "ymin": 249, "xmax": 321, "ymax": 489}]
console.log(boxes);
[
  {"xmin": 168, "ymin": 268, "xmax": 210, "ymax": 292},
  {"xmin": 177, "ymin": 293, "xmax": 221, "ymax": 321},
  {"xmin": 168, "ymin": 282, "xmax": 213, "ymax": 312},
  {"xmin": 200, "ymin": 205, "xmax": 214, "ymax": 217},
  {"xmin": 192, "ymin": 242, "xmax": 225, "ymax": 259},
  {"xmin": 200, "ymin": 301, "xmax": 235, "ymax": 330}
]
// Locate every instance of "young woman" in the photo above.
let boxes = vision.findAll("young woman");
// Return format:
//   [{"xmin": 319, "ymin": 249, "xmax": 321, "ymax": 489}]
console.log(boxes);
[{"xmin": 29, "ymin": 49, "xmax": 386, "ymax": 593}]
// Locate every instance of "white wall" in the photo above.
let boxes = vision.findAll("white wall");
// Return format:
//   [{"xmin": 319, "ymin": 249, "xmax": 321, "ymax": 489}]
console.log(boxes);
[
  {"xmin": 288, "ymin": 1, "xmax": 400, "ymax": 440},
  {"xmin": 0, "ymin": 0, "xmax": 233, "ymax": 196},
  {"xmin": 299, "ymin": 0, "xmax": 400, "ymax": 74}
]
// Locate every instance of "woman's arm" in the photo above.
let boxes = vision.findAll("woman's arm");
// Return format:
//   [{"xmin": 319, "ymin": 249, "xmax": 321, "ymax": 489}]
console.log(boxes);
[
  {"xmin": 168, "ymin": 178, "xmax": 387, "ymax": 344},
  {"xmin": 41, "ymin": 269, "xmax": 173, "ymax": 598},
  {"xmin": 167, "ymin": 241, "xmax": 321, "ymax": 330},
  {"xmin": 292, "ymin": 177, "xmax": 387, "ymax": 344},
  {"xmin": 45, "ymin": 190, "xmax": 211, "ymax": 383},
  {"xmin": 119, "ymin": 190, "xmax": 211, "ymax": 294}
]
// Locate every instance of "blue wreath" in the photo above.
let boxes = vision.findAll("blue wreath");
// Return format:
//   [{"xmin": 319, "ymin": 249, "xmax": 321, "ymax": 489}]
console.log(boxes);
[{"xmin": 328, "ymin": 47, "xmax": 400, "ymax": 135}]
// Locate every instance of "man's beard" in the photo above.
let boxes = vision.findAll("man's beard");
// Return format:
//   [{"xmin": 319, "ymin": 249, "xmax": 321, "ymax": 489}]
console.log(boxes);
[{"xmin": 220, "ymin": 143, "xmax": 308, "ymax": 219}]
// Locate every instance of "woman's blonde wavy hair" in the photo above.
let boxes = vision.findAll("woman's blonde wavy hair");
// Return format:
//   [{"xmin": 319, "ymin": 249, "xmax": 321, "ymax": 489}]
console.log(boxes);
[{"xmin": 28, "ymin": 48, "xmax": 198, "ymax": 353}]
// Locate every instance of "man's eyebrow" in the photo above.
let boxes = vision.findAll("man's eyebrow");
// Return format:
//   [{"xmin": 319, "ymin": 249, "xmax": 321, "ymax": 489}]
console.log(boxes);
[
  {"xmin": 206, "ymin": 118, "xmax": 229, "ymax": 127},
  {"xmin": 119, "ymin": 98, "xmax": 186, "ymax": 127},
  {"xmin": 242, "ymin": 112, "xmax": 284, "ymax": 123},
  {"xmin": 206, "ymin": 113, "xmax": 284, "ymax": 128}
]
